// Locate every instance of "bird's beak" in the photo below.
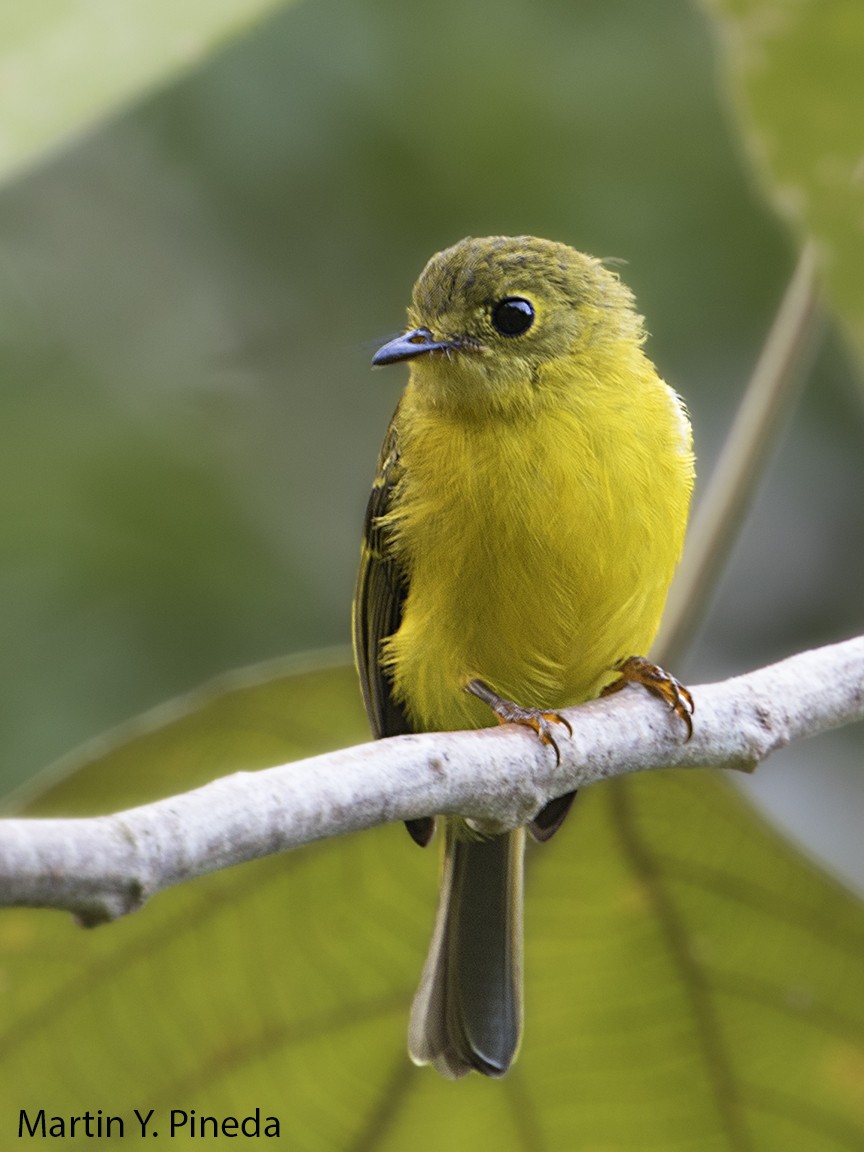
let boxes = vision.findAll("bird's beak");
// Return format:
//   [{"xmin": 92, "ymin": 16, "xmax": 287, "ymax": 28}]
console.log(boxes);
[{"xmin": 372, "ymin": 327, "xmax": 455, "ymax": 366}]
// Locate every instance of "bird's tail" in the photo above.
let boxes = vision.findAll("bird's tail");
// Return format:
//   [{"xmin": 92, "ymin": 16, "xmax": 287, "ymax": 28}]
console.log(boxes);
[{"xmin": 408, "ymin": 822, "xmax": 524, "ymax": 1078}]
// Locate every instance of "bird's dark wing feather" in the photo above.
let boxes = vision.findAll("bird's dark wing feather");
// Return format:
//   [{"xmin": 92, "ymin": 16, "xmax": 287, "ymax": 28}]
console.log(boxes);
[
  {"xmin": 353, "ymin": 414, "xmax": 413, "ymax": 740},
  {"xmin": 353, "ymin": 413, "xmax": 435, "ymax": 847}
]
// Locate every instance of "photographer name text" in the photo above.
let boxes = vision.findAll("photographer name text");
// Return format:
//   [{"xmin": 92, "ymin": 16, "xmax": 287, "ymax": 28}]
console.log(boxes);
[{"xmin": 18, "ymin": 1108, "xmax": 281, "ymax": 1139}]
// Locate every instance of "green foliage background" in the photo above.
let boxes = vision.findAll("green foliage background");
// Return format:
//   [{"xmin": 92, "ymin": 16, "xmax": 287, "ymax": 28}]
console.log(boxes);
[{"xmin": 1, "ymin": 0, "xmax": 863, "ymax": 1147}]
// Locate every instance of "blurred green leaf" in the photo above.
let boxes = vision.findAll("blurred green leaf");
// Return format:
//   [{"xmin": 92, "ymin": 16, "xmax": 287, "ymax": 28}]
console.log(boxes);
[
  {"xmin": 2, "ymin": 658, "xmax": 863, "ymax": 1148},
  {"xmin": 702, "ymin": 0, "xmax": 864, "ymax": 361},
  {"xmin": 0, "ymin": 0, "xmax": 295, "ymax": 184}
]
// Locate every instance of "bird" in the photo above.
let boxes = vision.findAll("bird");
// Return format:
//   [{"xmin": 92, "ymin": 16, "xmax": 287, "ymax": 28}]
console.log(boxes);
[{"xmin": 353, "ymin": 235, "xmax": 695, "ymax": 1078}]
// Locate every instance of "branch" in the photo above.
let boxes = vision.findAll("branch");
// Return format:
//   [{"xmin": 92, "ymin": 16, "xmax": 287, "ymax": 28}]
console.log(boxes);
[{"xmin": 1, "ymin": 636, "xmax": 862, "ymax": 926}]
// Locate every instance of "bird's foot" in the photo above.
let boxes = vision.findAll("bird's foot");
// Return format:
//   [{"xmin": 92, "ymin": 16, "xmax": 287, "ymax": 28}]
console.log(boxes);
[
  {"xmin": 465, "ymin": 679, "xmax": 572, "ymax": 766},
  {"xmin": 601, "ymin": 655, "xmax": 694, "ymax": 739}
]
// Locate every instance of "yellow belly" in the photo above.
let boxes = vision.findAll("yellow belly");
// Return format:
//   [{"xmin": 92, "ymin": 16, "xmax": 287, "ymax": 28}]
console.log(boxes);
[{"xmin": 383, "ymin": 369, "xmax": 693, "ymax": 734}]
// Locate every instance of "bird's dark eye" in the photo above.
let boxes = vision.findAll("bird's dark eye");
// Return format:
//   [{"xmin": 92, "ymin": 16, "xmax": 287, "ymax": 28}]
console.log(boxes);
[{"xmin": 490, "ymin": 296, "xmax": 535, "ymax": 337}]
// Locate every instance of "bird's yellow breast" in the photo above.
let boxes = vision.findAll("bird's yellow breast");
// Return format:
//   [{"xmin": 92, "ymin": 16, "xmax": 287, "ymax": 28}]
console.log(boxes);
[{"xmin": 381, "ymin": 355, "xmax": 693, "ymax": 733}]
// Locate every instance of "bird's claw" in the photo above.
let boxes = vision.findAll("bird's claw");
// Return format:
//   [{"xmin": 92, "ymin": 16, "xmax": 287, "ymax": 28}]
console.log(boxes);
[
  {"xmin": 465, "ymin": 679, "xmax": 572, "ymax": 765},
  {"xmin": 601, "ymin": 655, "xmax": 694, "ymax": 739}
]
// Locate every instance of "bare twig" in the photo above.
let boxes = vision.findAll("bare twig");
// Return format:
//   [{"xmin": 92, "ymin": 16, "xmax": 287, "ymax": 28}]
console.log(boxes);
[
  {"xmin": 1, "ymin": 635, "xmax": 861, "ymax": 926},
  {"xmin": 655, "ymin": 245, "xmax": 823, "ymax": 665}
]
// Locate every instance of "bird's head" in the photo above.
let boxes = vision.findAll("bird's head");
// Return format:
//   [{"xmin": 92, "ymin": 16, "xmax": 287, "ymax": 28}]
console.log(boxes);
[{"xmin": 373, "ymin": 235, "xmax": 643, "ymax": 415}]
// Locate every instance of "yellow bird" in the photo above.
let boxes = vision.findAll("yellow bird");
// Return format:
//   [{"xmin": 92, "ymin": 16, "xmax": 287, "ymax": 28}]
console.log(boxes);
[{"xmin": 353, "ymin": 236, "xmax": 694, "ymax": 1078}]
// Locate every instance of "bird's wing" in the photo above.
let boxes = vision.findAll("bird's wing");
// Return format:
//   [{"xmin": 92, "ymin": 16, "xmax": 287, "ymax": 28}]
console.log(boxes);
[{"xmin": 353, "ymin": 413, "xmax": 413, "ymax": 740}]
